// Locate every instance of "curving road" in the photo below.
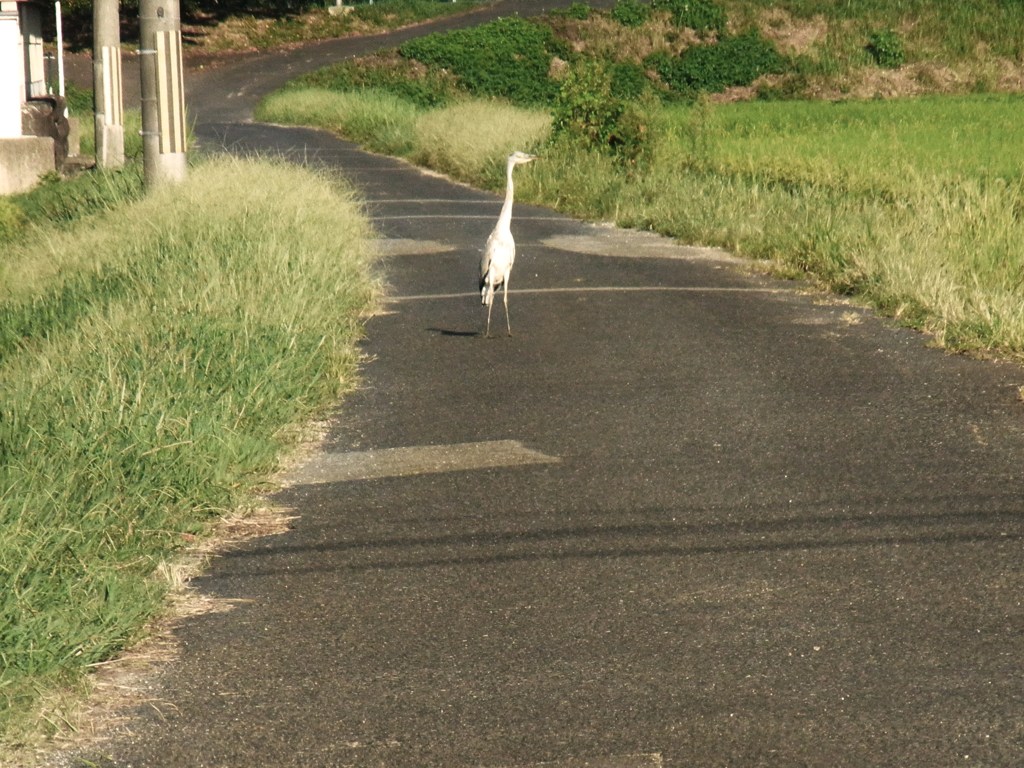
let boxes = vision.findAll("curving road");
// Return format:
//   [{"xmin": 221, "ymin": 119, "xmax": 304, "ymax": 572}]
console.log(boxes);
[{"xmin": 73, "ymin": 3, "xmax": 1024, "ymax": 767}]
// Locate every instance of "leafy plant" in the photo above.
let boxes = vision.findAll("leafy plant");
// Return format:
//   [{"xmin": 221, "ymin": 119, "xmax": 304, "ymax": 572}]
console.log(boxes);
[
  {"xmin": 650, "ymin": 0, "xmax": 726, "ymax": 35},
  {"xmin": 552, "ymin": 60, "xmax": 648, "ymax": 161},
  {"xmin": 612, "ymin": 0, "xmax": 650, "ymax": 28},
  {"xmin": 647, "ymin": 30, "xmax": 785, "ymax": 97},
  {"xmin": 867, "ymin": 28, "xmax": 907, "ymax": 69}
]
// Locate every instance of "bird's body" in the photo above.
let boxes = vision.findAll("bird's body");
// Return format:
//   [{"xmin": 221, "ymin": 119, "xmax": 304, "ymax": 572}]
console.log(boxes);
[{"xmin": 481, "ymin": 150, "xmax": 536, "ymax": 337}]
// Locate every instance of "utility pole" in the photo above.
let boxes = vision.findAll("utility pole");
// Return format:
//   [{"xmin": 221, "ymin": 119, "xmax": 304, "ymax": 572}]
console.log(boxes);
[
  {"xmin": 92, "ymin": 0, "xmax": 123, "ymax": 167},
  {"xmin": 139, "ymin": 0, "xmax": 186, "ymax": 187}
]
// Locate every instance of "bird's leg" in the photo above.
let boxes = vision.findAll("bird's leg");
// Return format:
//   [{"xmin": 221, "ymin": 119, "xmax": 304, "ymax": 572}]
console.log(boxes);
[
  {"xmin": 485, "ymin": 296, "xmax": 494, "ymax": 338},
  {"xmin": 503, "ymin": 279, "xmax": 512, "ymax": 337}
]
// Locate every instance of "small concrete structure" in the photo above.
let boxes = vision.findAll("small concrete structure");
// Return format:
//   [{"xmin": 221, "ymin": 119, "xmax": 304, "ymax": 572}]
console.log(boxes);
[{"xmin": 0, "ymin": 0, "xmax": 72, "ymax": 194}]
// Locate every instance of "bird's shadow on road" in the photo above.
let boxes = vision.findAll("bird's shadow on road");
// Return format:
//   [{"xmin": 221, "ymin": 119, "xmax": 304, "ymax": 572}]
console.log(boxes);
[{"xmin": 427, "ymin": 327, "xmax": 482, "ymax": 338}]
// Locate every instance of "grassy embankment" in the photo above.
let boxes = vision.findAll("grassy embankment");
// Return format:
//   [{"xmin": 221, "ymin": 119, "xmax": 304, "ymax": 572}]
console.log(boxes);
[
  {"xmin": 0, "ymin": 158, "xmax": 379, "ymax": 751},
  {"xmin": 256, "ymin": 0, "xmax": 1024, "ymax": 359}
]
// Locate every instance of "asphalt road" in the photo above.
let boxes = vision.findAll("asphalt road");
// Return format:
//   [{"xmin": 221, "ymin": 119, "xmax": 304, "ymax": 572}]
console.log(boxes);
[{"xmin": 70, "ymin": 3, "xmax": 1024, "ymax": 767}]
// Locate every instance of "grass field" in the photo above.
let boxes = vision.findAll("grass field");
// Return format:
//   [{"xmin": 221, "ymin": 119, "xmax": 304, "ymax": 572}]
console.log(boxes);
[
  {"xmin": 679, "ymin": 95, "xmax": 1024, "ymax": 192},
  {"xmin": 0, "ymin": 157, "xmax": 378, "ymax": 750}
]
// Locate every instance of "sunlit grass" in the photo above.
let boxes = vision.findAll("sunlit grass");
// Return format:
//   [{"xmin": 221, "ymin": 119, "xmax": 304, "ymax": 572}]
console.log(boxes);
[
  {"xmin": 412, "ymin": 100, "xmax": 551, "ymax": 184},
  {"xmin": 677, "ymin": 95, "xmax": 1024, "ymax": 193},
  {"xmin": 258, "ymin": 87, "xmax": 421, "ymax": 155},
  {"xmin": 0, "ymin": 157, "xmax": 378, "ymax": 744}
]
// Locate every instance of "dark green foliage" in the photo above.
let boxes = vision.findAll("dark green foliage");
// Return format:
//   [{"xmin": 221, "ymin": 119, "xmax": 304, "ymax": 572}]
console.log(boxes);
[
  {"xmin": 292, "ymin": 55, "xmax": 459, "ymax": 107},
  {"xmin": 399, "ymin": 17, "xmax": 566, "ymax": 105},
  {"xmin": 647, "ymin": 30, "xmax": 785, "ymax": 97},
  {"xmin": 867, "ymin": 28, "xmax": 907, "ymax": 69},
  {"xmin": 609, "ymin": 60, "xmax": 652, "ymax": 100},
  {"xmin": 552, "ymin": 61, "xmax": 648, "ymax": 161},
  {"xmin": 650, "ymin": 0, "xmax": 726, "ymax": 35},
  {"xmin": 612, "ymin": 0, "xmax": 650, "ymax": 28}
]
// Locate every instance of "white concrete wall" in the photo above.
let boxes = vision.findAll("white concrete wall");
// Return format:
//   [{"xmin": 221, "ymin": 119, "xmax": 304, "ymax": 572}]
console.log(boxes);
[
  {"xmin": 0, "ymin": 1, "xmax": 25, "ymax": 138},
  {"xmin": 0, "ymin": 136, "xmax": 53, "ymax": 193}
]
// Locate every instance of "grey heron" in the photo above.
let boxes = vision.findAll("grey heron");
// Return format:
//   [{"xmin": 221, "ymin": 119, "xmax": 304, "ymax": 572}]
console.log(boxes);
[{"xmin": 480, "ymin": 150, "xmax": 537, "ymax": 337}]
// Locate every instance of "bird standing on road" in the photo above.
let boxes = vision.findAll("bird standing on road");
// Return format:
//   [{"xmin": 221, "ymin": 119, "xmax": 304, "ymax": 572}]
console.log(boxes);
[{"xmin": 481, "ymin": 150, "xmax": 537, "ymax": 337}]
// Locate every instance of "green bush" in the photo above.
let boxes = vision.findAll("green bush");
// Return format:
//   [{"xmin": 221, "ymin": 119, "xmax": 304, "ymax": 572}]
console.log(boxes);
[
  {"xmin": 399, "ymin": 17, "xmax": 565, "ymax": 105},
  {"xmin": 867, "ymin": 28, "xmax": 906, "ymax": 69},
  {"xmin": 612, "ymin": 0, "xmax": 650, "ymax": 28},
  {"xmin": 647, "ymin": 30, "xmax": 785, "ymax": 97},
  {"xmin": 552, "ymin": 60, "xmax": 648, "ymax": 161},
  {"xmin": 609, "ymin": 60, "xmax": 652, "ymax": 100},
  {"xmin": 650, "ymin": 0, "xmax": 726, "ymax": 35}
]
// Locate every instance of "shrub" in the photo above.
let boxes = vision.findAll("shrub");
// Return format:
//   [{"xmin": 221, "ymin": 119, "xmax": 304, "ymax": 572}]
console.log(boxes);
[
  {"xmin": 647, "ymin": 30, "xmax": 785, "ymax": 96},
  {"xmin": 650, "ymin": 0, "xmax": 726, "ymax": 35},
  {"xmin": 867, "ymin": 29, "xmax": 906, "ymax": 69},
  {"xmin": 611, "ymin": 0, "xmax": 650, "ymax": 28},
  {"xmin": 399, "ymin": 17, "xmax": 565, "ymax": 105},
  {"xmin": 552, "ymin": 60, "xmax": 648, "ymax": 161},
  {"xmin": 609, "ymin": 60, "xmax": 652, "ymax": 100}
]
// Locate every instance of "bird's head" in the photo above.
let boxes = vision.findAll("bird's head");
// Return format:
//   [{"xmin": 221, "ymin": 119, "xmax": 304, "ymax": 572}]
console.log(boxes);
[{"xmin": 509, "ymin": 151, "xmax": 538, "ymax": 167}]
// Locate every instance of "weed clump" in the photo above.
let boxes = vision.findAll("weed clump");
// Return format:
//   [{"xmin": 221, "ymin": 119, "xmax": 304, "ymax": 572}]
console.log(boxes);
[{"xmin": 867, "ymin": 28, "xmax": 907, "ymax": 69}]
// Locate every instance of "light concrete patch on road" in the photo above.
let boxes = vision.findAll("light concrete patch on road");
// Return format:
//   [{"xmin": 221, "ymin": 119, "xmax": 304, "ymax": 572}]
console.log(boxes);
[
  {"xmin": 286, "ymin": 440, "xmax": 560, "ymax": 485},
  {"xmin": 543, "ymin": 231, "xmax": 737, "ymax": 263},
  {"xmin": 488, "ymin": 753, "xmax": 664, "ymax": 768},
  {"xmin": 371, "ymin": 238, "xmax": 455, "ymax": 257}
]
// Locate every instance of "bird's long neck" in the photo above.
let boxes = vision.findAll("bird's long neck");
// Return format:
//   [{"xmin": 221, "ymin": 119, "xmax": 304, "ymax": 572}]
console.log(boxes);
[{"xmin": 497, "ymin": 161, "xmax": 516, "ymax": 230}]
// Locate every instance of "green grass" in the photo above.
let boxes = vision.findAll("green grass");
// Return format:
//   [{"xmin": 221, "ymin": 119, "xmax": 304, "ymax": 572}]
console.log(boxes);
[
  {"xmin": 0, "ymin": 156, "xmax": 378, "ymax": 747},
  {"xmin": 679, "ymin": 95, "xmax": 1024, "ymax": 192}
]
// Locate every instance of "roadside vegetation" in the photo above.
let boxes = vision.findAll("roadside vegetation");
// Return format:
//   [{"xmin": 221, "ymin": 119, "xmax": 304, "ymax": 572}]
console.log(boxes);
[
  {"xmin": 0, "ymin": 157, "xmax": 378, "ymax": 751},
  {"xmin": 259, "ymin": 0, "xmax": 1024, "ymax": 359}
]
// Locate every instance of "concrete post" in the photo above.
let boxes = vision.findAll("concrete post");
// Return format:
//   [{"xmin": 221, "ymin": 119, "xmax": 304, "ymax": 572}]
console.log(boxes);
[
  {"xmin": 92, "ymin": 0, "xmax": 124, "ymax": 168},
  {"xmin": 139, "ymin": 0, "xmax": 186, "ymax": 187}
]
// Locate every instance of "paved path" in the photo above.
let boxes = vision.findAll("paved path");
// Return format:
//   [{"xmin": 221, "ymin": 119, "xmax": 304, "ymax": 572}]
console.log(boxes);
[{"xmin": 72, "ymin": 5, "xmax": 1024, "ymax": 767}]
